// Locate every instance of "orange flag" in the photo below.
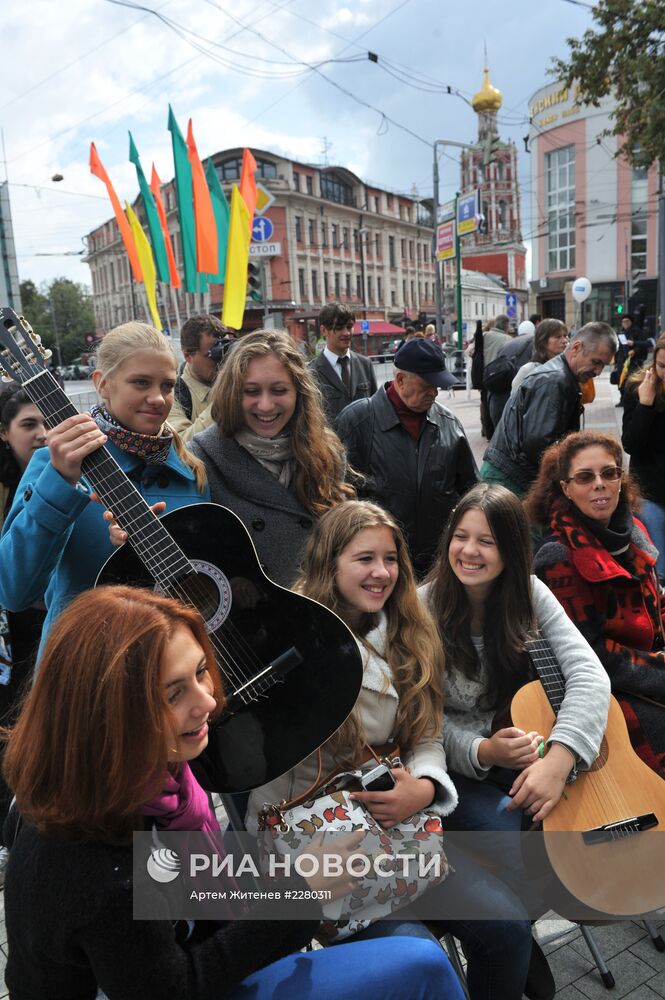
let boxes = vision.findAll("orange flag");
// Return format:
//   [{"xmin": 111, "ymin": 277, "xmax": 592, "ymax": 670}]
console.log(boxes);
[
  {"xmin": 89, "ymin": 142, "xmax": 143, "ymax": 282},
  {"xmin": 239, "ymin": 148, "xmax": 257, "ymax": 233},
  {"xmin": 186, "ymin": 120, "xmax": 218, "ymax": 274},
  {"xmin": 150, "ymin": 165, "xmax": 181, "ymax": 288}
]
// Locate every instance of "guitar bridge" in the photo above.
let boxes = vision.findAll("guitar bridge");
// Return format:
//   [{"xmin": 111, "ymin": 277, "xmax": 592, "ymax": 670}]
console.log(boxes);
[
  {"xmin": 582, "ymin": 813, "xmax": 659, "ymax": 845},
  {"xmin": 224, "ymin": 647, "xmax": 304, "ymax": 712}
]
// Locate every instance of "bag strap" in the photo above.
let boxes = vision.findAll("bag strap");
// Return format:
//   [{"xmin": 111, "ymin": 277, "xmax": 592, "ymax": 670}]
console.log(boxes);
[{"xmin": 277, "ymin": 741, "xmax": 400, "ymax": 812}]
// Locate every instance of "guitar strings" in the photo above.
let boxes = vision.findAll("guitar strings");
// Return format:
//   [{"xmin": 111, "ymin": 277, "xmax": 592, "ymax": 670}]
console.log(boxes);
[
  {"xmin": 528, "ymin": 638, "xmax": 632, "ymax": 820},
  {"xmin": 17, "ymin": 365, "xmax": 272, "ymax": 704}
]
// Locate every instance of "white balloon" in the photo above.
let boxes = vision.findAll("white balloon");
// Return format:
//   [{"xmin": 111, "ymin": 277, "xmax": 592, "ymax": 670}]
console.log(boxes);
[
  {"xmin": 572, "ymin": 277, "xmax": 592, "ymax": 303},
  {"xmin": 518, "ymin": 320, "xmax": 536, "ymax": 337}
]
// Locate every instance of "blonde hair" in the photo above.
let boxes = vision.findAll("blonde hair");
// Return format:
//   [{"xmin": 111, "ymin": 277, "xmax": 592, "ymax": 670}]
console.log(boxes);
[
  {"xmin": 210, "ymin": 330, "xmax": 354, "ymax": 515},
  {"xmin": 95, "ymin": 322, "xmax": 207, "ymax": 493},
  {"xmin": 626, "ymin": 332, "xmax": 665, "ymax": 412},
  {"xmin": 296, "ymin": 501, "xmax": 444, "ymax": 764}
]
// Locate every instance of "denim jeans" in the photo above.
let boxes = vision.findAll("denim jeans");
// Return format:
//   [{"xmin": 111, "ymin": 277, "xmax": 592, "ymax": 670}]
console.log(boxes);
[
  {"xmin": 229, "ymin": 936, "xmax": 465, "ymax": 1000},
  {"xmin": 640, "ymin": 499, "xmax": 665, "ymax": 582}
]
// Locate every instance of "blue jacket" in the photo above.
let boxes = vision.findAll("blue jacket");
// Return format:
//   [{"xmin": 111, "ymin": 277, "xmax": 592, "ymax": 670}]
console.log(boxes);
[{"xmin": 0, "ymin": 441, "xmax": 208, "ymax": 655}]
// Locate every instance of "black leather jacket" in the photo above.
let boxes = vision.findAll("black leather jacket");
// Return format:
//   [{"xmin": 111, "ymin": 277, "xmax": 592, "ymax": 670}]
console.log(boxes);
[
  {"xmin": 335, "ymin": 385, "xmax": 478, "ymax": 577},
  {"xmin": 485, "ymin": 353, "xmax": 581, "ymax": 491}
]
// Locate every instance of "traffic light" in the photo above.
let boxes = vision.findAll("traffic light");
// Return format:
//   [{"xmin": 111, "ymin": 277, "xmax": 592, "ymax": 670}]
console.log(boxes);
[
  {"xmin": 613, "ymin": 296, "xmax": 624, "ymax": 316},
  {"xmin": 248, "ymin": 262, "xmax": 263, "ymax": 302}
]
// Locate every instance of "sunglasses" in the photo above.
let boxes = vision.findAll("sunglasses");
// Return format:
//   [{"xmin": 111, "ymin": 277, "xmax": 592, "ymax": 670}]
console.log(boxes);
[{"xmin": 564, "ymin": 466, "xmax": 622, "ymax": 485}]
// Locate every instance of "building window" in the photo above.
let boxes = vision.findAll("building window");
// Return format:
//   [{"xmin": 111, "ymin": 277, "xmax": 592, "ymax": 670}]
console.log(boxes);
[
  {"xmin": 306, "ymin": 175, "xmax": 313, "ymax": 195},
  {"xmin": 298, "ymin": 268, "xmax": 306, "ymax": 298},
  {"xmin": 401, "ymin": 238, "xmax": 406, "ymax": 259},
  {"xmin": 308, "ymin": 219, "xmax": 316, "ymax": 246},
  {"xmin": 422, "ymin": 242, "xmax": 429, "ymax": 262},
  {"xmin": 321, "ymin": 221, "xmax": 328, "ymax": 247},
  {"xmin": 388, "ymin": 236, "xmax": 396, "ymax": 268},
  {"xmin": 332, "ymin": 224, "xmax": 339, "ymax": 249},
  {"xmin": 293, "ymin": 171, "xmax": 300, "ymax": 191},
  {"xmin": 324, "ymin": 272, "xmax": 330, "ymax": 298},
  {"xmin": 356, "ymin": 274, "xmax": 362, "ymax": 299},
  {"xmin": 295, "ymin": 216, "xmax": 303, "ymax": 242},
  {"xmin": 496, "ymin": 161, "xmax": 505, "ymax": 181},
  {"xmin": 367, "ymin": 276, "xmax": 373, "ymax": 303},
  {"xmin": 377, "ymin": 276, "xmax": 383, "ymax": 303},
  {"xmin": 391, "ymin": 289, "xmax": 397, "ymax": 306},
  {"xmin": 343, "ymin": 227, "xmax": 349, "ymax": 250},
  {"xmin": 417, "ymin": 243, "xmax": 421, "ymax": 264},
  {"xmin": 312, "ymin": 270, "xmax": 319, "ymax": 298},
  {"xmin": 402, "ymin": 279, "xmax": 407, "ymax": 302},
  {"xmin": 345, "ymin": 273, "xmax": 351, "ymax": 298},
  {"xmin": 374, "ymin": 233, "xmax": 380, "ymax": 256},
  {"xmin": 218, "ymin": 157, "xmax": 277, "ymax": 181},
  {"xmin": 411, "ymin": 280, "xmax": 415, "ymax": 302},
  {"xmin": 320, "ymin": 172, "xmax": 353, "ymax": 206},
  {"xmin": 546, "ymin": 145, "xmax": 576, "ymax": 272},
  {"xmin": 424, "ymin": 282, "xmax": 429, "ymax": 301},
  {"xmin": 409, "ymin": 240, "xmax": 414, "ymax": 261},
  {"xmin": 166, "ymin": 190, "xmax": 173, "ymax": 211},
  {"xmin": 334, "ymin": 272, "xmax": 341, "ymax": 298},
  {"xmin": 374, "ymin": 196, "xmax": 380, "ymax": 213},
  {"xmin": 406, "ymin": 205, "xmax": 412, "ymax": 222},
  {"xmin": 353, "ymin": 229, "xmax": 359, "ymax": 251},
  {"xmin": 498, "ymin": 200, "xmax": 507, "ymax": 230}
]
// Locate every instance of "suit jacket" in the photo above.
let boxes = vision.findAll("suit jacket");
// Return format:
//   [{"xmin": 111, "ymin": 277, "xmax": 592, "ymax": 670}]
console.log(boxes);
[{"xmin": 309, "ymin": 350, "xmax": 378, "ymax": 423}]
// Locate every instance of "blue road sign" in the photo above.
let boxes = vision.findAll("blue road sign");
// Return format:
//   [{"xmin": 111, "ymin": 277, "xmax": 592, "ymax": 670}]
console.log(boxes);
[
  {"xmin": 505, "ymin": 292, "xmax": 517, "ymax": 318},
  {"xmin": 252, "ymin": 216, "xmax": 274, "ymax": 242},
  {"xmin": 360, "ymin": 319, "xmax": 370, "ymax": 333},
  {"xmin": 457, "ymin": 191, "xmax": 479, "ymax": 235}
]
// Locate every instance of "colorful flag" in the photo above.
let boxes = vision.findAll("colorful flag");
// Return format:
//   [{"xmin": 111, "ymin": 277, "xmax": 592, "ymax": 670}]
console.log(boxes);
[
  {"xmin": 167, "ymin": 106, "xmax": 207, "ymax": 294},
  {"xmin": 125, "ymin": 201, "xmax": 162, "ymax": 331},
  {"xmin": 89, "ymin": 142, "xmax": 142, "ymax": 282},
  {"xmin": 222, "ymin": 185, "xmax": 251, "ymax": 330},
  {"xmin": 205, "ymin": 157, "xmax": 230, "ymax": 285},
  {"xmin": 128, "ymin": 132, "xmax": 170, "ymax": 284},
  {"xmin": 150, "ymin": 165, "xmax": 181, "ymax": 289},
  {"xmin": 239, "ymin": 148, "xmax": 257, "ymax": 233},
  {"xmin": 186, "ymin": 120, "xmax": 218, "ymax": 275}
]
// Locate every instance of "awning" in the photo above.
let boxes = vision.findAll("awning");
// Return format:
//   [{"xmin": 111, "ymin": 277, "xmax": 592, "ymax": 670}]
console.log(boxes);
[{"xmin": 352, "ymin": 320, "xmax": 406, "ymax": 335}]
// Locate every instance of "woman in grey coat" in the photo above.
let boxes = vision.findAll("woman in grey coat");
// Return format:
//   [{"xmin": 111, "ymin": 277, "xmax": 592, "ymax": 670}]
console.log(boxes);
[{"xmin": 188, "ymin": 330, "xmax": 354, "ymax": 587}]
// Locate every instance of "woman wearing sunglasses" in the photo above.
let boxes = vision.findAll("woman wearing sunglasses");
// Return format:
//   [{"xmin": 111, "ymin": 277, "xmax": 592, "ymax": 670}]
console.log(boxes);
[{"xmin": 527, "ymin": 430, "xmax": 665, "ymax": 779}]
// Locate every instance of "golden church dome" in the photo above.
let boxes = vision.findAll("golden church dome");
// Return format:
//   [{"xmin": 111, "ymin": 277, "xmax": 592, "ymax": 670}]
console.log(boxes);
[{"xmin": 472, "ymin": 68, "xmax": 503, "ymax": 113}]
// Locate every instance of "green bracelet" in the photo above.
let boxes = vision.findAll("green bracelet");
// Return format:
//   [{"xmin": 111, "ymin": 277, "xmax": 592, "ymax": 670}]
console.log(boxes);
[{"xmin": 537, "ymin": 741, "xmax": 546, "ymax": 759}]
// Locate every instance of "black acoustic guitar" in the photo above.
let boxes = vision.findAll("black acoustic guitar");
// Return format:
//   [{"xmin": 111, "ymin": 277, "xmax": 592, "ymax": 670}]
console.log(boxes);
[{"xmin": 0, "ymin": 308, "xmax": 363, "ymax": 792}]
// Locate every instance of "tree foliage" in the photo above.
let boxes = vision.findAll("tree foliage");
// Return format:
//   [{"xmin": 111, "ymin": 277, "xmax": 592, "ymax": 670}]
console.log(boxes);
[
  {"xmin": 553, "ymin": 0, "xmax": 665, "ymax": 169},
  {"xmin": 19, "ymin": 278, "xmax": 96, "ymax": 365}
]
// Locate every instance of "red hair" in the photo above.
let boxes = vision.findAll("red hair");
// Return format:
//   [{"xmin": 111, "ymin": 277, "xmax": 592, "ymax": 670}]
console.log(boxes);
[{"xmin": 3, "ymin": 586, "xmax": 224, "ymax": 844}]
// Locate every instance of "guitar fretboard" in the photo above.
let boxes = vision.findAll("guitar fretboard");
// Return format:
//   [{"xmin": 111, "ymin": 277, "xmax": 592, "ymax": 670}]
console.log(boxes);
[
  {"xmin": 22, "ymin": 370, "xmax": 193, "ymax": 589},
  {"xmin": 526, "ymin": 634, "xmax": 566, "ymax": 716}
]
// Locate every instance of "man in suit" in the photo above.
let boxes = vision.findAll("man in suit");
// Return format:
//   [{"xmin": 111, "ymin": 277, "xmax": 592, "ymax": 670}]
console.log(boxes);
[{"xmin": 309, "ymin": 304, "xmax": 378, "ymax": 423}]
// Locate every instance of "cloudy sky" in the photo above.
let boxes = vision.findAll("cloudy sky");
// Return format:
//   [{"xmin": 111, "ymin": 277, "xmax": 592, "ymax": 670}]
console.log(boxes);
[{"xmin": 1, "ymin": 0, "xmax": 594, "ymax": 291}]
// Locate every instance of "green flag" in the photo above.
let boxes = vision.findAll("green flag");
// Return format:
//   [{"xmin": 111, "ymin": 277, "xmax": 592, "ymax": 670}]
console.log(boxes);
[
  {"xmin": 128, "ymin": 132, "xmax": 170, "ymax": 285},
  {"xmin": 205, "ymin": 157, "xmax": 230, "ymax": 284},
  {"xmin": 167, "ymin": 106, "xmax": 207, "ymax": 294}
]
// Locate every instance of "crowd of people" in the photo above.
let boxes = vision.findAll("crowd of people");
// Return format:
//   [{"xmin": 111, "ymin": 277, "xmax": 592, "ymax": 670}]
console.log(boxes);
[{"xmin": 0, "ymin": 303, "xmax": 662, "ymax": 1000}]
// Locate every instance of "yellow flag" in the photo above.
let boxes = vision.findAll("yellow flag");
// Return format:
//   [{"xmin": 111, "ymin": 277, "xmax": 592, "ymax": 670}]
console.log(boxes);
[
  {"xmin": 222, "ymin": 185, "xmax": 251, "ymax": 330},
  {"xmin": 125, "ymin": 201, "xmax": 162, "ymax": 331}
]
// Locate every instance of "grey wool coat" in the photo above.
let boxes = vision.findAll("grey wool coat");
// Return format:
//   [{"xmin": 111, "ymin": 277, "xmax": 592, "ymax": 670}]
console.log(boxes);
[{"xmin": 188, "ymin": 426, "xmax": 315, "ymax": 587}]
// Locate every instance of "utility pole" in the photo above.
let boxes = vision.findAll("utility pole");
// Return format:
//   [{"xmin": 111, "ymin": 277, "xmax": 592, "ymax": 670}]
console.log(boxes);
[{"xmin": 454, "ymin": 192, "xmax": 463, "ymax": 351}]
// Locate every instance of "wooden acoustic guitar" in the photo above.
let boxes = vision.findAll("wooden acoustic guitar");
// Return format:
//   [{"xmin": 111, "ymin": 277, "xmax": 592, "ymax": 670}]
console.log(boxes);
[
  {"xmin": 0, "ymin": 308, "xmax": 363, "ymax": 793},
  {"xmin": 511, "ymin": 633, "xmax": 665, "ymax": 916}
]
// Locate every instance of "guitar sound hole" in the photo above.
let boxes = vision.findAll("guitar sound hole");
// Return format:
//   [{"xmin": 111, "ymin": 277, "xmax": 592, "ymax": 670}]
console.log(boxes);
[
  {"xmin": 589, "ymin": 735, "xmax": 609, "ymax": 772},
  {"xmin": 161, "ymin": 560, "xmax": 233, "ymax": 632}
]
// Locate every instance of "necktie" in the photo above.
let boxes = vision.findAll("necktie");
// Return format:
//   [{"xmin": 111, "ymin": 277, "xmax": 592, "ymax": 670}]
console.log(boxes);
[{"xmin": 339, "ymin": 355, "xmax": 350, "ymax": 392}]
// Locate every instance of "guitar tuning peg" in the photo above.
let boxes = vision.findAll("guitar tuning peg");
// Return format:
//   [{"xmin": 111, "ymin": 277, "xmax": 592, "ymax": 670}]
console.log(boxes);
[{"xmin": 43, "ymin": 349, "xmax": 52, "ymax": 361}]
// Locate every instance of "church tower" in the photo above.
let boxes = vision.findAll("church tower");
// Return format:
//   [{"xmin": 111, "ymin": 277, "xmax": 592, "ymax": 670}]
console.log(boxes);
[{"xmin": 458, "ymin": 68, "xmax": 527, "ymax": 294}]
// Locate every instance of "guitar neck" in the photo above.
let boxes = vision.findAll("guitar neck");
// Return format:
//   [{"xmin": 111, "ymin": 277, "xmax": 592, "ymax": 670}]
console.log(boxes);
[
  {"xmin": 22, "ymin": 370, "xmax": 192, "ymax": 588},
  {"xmin": 526, "ymin": 634, "xmax": 566, "ymax": 715}
]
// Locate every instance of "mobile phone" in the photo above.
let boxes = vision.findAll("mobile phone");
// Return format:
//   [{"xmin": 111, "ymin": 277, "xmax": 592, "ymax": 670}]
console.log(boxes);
[{"xmin": 360, "ymin": 763, "xmax": 396, "ymax": 792}]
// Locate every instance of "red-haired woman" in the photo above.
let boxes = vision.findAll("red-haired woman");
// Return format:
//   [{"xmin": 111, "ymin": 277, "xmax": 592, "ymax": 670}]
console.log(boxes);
[
  {"xmin": 527, "ymin": 430, "xmax": 665, "ymax": 779},
  {"xmin": 2, "ymin": 585, "xmax": 462, "ymax": 1000}
]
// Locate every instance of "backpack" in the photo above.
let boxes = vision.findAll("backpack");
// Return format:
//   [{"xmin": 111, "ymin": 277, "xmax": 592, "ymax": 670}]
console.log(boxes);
[{"xmin": 482, "ymin": 353, "xmax": 518, "ymax": 393}]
